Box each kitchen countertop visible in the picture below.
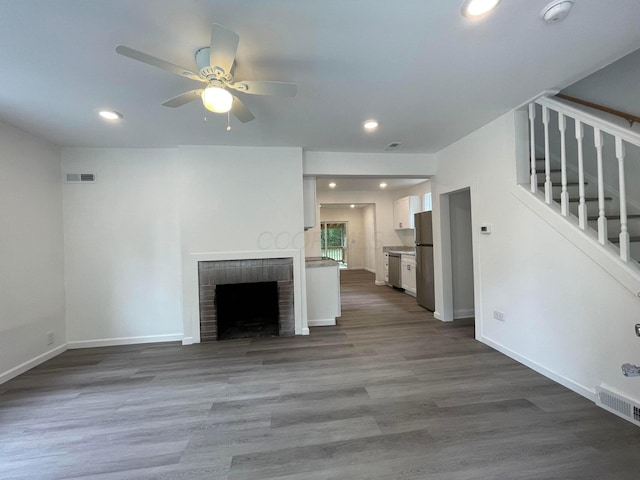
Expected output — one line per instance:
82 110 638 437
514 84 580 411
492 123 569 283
383 246 415 256
305 257 339 268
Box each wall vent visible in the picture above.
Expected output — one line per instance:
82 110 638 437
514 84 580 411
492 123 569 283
384 142 401 151
596 386 640 427
65 173 96 183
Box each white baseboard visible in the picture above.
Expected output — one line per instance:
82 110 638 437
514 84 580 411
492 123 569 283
0 344 67 385
364 267 376 273
182 337 194 346
308 318 337 327
480 335 596 402
454 308 475 319
301 327 310 335
374 280 387 286
67 333 184 349
434 311 453 322
405 289 416 297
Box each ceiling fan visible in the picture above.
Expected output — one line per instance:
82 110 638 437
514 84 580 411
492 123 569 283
115 23 297 123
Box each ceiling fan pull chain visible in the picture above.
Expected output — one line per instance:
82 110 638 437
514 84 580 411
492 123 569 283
226 111 232 131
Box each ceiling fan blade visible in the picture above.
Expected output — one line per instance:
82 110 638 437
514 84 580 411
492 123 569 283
230 80 297 97
209 23 239 74
162 90 203 108
116 45 204 83
231 96 255 123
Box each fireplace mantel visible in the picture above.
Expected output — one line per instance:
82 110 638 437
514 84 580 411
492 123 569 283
181 249 308 344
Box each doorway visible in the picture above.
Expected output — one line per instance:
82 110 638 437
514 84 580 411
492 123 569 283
320 222 348 268
439 188 475 327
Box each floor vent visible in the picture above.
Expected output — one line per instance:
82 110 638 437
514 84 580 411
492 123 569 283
596 386 640 427
65 173 96 183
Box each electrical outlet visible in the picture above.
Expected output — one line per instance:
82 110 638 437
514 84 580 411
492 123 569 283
635 324 640 337
493 310 505 322
47 331 55 346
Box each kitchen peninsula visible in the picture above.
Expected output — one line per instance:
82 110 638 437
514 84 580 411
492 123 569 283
305 258 341 326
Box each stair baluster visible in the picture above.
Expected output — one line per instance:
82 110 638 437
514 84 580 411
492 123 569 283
616 137 630 261
543 106 552 204
559 113 569 216
575 120 587 230
594 127 608 245
529 103 537 193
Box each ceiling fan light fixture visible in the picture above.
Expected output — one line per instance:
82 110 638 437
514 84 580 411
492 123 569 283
201 86 233 113
461 0 502 17
363 120 379 130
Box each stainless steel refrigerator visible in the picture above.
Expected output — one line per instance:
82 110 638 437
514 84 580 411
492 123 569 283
415 211 435 311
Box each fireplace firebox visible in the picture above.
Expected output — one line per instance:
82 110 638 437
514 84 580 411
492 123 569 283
216 281 279 340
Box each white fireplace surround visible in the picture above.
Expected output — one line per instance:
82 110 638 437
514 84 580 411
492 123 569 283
181 249 308 344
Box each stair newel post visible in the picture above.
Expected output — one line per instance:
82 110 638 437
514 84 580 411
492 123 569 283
616 136 630 262
559 113 569 216
529 103 537 193
575 120 587 230
543 106 552 204
594 127 608 245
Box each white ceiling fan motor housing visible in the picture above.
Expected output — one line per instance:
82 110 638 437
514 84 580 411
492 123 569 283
540 0 574 24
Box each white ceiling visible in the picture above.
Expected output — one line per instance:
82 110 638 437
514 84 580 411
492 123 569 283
1 1 640 153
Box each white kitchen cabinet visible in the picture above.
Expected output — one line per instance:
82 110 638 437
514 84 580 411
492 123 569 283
393 195 421 230
401 254 417 296
384 252 389 284
303 176 317 230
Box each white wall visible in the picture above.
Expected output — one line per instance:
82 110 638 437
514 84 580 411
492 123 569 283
304 151 436 177
62 148 183 346
432 111 640 403
62 145 306 347
319 207 366 269
0 122 66 382
177 146 306 342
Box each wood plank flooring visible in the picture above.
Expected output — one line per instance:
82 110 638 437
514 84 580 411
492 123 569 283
2 269 639 479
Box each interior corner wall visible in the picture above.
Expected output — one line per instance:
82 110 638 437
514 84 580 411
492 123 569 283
0 123 66 383
431 111 640 403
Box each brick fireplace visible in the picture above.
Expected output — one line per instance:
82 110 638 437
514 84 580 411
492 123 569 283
198 258 295 342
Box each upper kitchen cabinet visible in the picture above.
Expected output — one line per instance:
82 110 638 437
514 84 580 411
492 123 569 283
393 195 421 229
303 176 317 230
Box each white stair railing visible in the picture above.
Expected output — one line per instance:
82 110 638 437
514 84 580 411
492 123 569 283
528 96 640 264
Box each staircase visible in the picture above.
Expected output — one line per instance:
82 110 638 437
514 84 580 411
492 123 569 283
526 96 640 266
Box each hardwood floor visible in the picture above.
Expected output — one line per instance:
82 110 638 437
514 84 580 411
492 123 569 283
2 269 639 479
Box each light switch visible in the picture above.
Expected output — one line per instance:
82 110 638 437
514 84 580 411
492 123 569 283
480 224 491 234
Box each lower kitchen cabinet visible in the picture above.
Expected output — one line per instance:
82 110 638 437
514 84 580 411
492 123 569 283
401 254 416 296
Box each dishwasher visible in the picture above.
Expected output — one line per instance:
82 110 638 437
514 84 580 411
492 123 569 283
388 252 402 289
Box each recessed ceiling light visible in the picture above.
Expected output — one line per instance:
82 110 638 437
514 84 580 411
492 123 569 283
461 0 502 18
98 109 123 121
363 120 379 130
379 182 388 188
350 204 355 208
329 182 336 188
